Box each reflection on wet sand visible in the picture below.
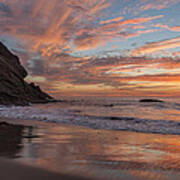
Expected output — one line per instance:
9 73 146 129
0 121 35 158
1 120 180 179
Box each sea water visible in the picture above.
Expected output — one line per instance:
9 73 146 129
1 96 180 135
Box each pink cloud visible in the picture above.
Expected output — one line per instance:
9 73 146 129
154 24 180 32
100 16 124 24
132 37 180 56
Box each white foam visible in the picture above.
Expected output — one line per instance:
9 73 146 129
0 105 180 135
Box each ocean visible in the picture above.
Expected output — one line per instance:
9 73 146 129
1 96 180 135
2 96 180 179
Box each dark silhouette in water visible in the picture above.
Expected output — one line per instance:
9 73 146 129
139 99 164 103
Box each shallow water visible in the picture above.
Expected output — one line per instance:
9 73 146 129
1 96 180 179
1 96 180 134
2 120 180 180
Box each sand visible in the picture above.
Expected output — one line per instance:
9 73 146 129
0 158 90 180
1 117 180 180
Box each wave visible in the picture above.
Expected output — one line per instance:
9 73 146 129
60 98 180 111
1 105 180 135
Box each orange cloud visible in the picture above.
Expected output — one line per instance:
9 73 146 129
171 26 180 32
24 52 180 97
1 0 180 97
73 15 162 51
120 15 163 25
154 24 180 32
137 0 179 11
101 15 163 30
0 0 164 55
100 16 124 24
0 0 111 57
132 37 180 56
73 34 105 51
172 51 180 57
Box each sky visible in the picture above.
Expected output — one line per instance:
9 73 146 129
0 0 180 97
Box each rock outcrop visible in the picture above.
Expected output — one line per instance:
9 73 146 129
139 99 164 103
0 42 55 105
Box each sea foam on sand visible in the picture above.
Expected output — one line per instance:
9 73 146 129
0 104 180 135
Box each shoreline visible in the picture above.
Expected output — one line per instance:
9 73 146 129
1 99 180 136
0 158 90 180
0 118 99 179
0 117 140 180
1 117 180 180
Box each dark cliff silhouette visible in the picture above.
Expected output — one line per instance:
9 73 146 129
0 42 55 105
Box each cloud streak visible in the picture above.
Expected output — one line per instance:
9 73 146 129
0 0 111 56
132 37 180 56
0 0 180 96
24 53 180 96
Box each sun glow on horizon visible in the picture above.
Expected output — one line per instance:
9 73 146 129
1 0 180 96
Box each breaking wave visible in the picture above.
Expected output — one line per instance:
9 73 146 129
1 100 180 135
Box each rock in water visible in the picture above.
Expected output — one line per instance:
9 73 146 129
139 99 164 103
0 42 55 105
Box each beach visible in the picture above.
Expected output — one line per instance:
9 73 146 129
1 117 180 180
1 0 180 179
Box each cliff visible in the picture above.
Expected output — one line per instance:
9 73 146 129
0 42 55 105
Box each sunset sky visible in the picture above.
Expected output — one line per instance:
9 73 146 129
0 0 180 97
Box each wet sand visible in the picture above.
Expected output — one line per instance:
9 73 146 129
1 117 180 180
0 158 90 180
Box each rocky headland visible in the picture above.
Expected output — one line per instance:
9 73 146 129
0 42 55 106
